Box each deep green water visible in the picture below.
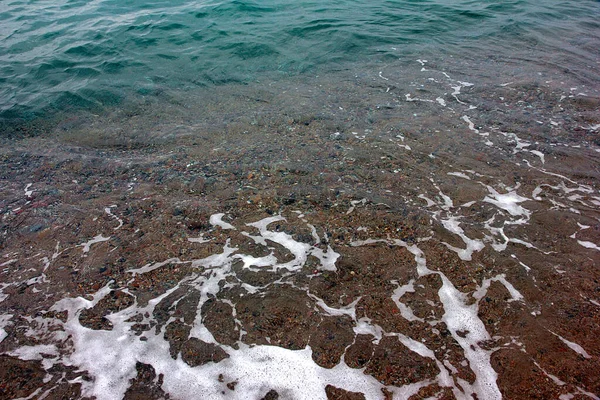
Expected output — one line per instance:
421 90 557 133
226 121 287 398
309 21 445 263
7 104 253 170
1 0 599 123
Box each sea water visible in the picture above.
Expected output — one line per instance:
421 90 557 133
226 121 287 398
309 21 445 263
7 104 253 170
1 1 600 400
1 0 599 122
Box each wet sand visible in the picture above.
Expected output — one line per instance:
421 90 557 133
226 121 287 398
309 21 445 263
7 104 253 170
0 58 599 399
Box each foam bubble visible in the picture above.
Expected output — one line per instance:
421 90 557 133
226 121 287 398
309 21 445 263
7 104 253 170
209 213 236 230
104 206 124 230
578 240 600 251
483 186 531 219
550 331 592 359
391 280 424 322
79 235 111 254
0 314 12 343
440 217 485 261
51 283 388 400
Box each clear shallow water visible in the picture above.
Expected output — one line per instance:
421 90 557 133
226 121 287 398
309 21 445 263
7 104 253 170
1 1 600 399
1 0 599 122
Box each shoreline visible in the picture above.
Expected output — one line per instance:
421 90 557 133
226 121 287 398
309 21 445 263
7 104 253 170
1 56 599 399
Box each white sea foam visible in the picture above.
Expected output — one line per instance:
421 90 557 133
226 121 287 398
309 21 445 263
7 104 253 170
309 294 361 321
437 274 502 400
352 316 385 343
448 172 471 180
405 93 434 103
0 283 10 303
127 258 183 275
0 314 12 343
209 213 236 230
462 115 489 137
43 230 391 400
6 206 586 399
233 253 278 271
188 234 210 244
450 81 473 104
391 279 424 322
79 235 111 254
483 186 531 219
473 274 524 303
578 240 600 251
104 206 123 230
418 194 437 207
550 331 592 359
441 217 485 261
0 258 17 267
347 198 366 215
352 238 502 400
246 215 339 272
24 183 33 197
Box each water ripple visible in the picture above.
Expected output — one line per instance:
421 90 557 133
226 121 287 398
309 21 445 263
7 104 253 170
1 0 599 120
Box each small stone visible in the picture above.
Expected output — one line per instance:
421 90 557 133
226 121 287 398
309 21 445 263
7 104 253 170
261 390 279 400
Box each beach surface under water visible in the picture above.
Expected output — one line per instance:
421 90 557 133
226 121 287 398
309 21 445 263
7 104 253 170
1 0 600 399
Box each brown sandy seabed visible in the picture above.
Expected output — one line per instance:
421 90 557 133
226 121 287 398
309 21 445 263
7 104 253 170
0 58 599 399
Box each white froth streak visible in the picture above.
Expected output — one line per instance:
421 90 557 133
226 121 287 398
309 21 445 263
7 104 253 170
104 206 123 230
483 218 543 254
246 216 310 271
0 314 12 343
529 150 545 164
391 280 424 322
418 194 437 207
448 172 471 180
79 235 111 254
462 115 491 144
353 316 385 343
50 268 389 400
497 131 547 163
405 93 434 103
188 235 210 244
17 214 507 400
386 332 458 396
308 293 361 321
128 257 183 276
436 275 501 400
350 318 458 400
307 224 320 244
450 81 473 104
531 358 600 399
473 274 524 303
549 331 592 359
578 240 600 251
25 183 33 197
483 186 531 220
53 283 182 400
441 217 485 261
432 181 454 210
0 283 10 303
347 198 366 215
246 215 339 271
209 213 236 230
350 317 458 397
0 258 17 267
8 344 59 370
352 238 503 400
189 240 239 342
234 253 278 271
527 165 595 191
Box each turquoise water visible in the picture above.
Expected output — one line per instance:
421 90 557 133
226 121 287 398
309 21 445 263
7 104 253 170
1 0 599 123
2 2 600 399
